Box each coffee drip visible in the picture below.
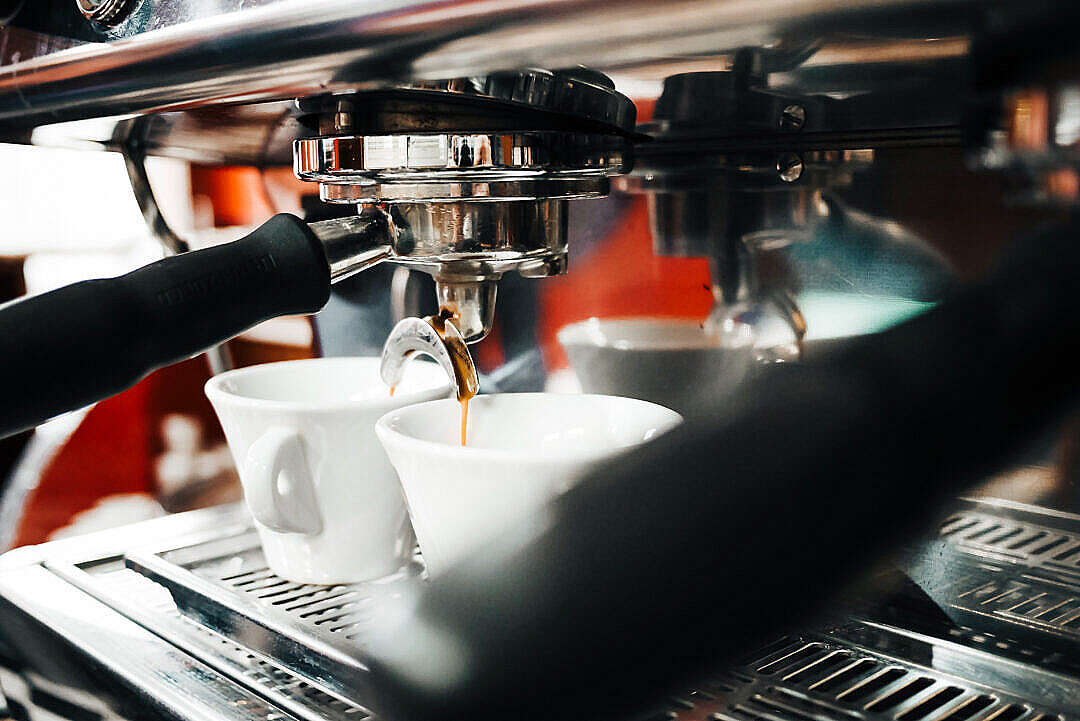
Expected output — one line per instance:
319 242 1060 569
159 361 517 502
427 309 478 446
381 309 479 446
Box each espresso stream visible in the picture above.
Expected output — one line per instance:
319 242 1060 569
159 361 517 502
389 309 478 446
429 310 478 446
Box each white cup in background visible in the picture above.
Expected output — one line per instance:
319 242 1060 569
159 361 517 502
205 357 450 584
376 393 682 576
557 317 754 417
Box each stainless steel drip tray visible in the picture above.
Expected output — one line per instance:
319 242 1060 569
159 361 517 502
124 517 1080 721
906 498 1080 657
126 529 425 706
649 621 1079 721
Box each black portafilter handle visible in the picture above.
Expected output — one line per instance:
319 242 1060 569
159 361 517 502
362 218 1080 721
0 214 331 439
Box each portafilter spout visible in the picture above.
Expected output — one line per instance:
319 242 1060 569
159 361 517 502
380 314 479 401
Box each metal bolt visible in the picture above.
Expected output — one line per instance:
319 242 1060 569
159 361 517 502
779 104 806 131
777 153 803 183
75 0 132 25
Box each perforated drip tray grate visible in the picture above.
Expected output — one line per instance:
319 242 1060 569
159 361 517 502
641 623 1078 721
910 499 1080 655
77 562 370 721
127 521 1080 720
126 530 425 705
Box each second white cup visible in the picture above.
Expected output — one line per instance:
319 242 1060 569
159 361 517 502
376 393 682 576
206 357 450 584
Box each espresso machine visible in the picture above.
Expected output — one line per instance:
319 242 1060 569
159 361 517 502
3 2 1080 721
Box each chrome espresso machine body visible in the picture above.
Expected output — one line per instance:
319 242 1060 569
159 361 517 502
3 2 1080 721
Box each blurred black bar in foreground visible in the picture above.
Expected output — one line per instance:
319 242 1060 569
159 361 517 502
365 218 1080 721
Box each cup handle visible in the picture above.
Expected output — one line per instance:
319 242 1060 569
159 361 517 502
244 426 323 535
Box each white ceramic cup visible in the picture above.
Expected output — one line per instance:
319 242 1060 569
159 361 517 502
205 357 450 584
375 393 682 576
558 317 754 417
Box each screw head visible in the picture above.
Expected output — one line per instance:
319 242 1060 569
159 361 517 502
779 104 806 131
777 153 803 183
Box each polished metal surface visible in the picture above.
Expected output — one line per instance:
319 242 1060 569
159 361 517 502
304 194 566 344
2 502 1079 721
299 71 637 135
619 66 883 362
907 499 1080 654
125 530 424 706
293 70 632 203
432 280 497 344
0 563 306 721
113 510 1080 719
309 199 566 340
0 505 376 721
295 131 628 204
309 211 394 283
53 560 371 721
648 622 1079 721
0 1 1077 718
13 37 968 167
385 198 568 278
293 70 622 344
0 501 246 571
626 181 832 361
320 178 607 204
0 0 1008 128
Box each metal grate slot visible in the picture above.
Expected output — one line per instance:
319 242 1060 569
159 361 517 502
783 651 854 684
941 519 981 536
1030 538 1070 556
1029 599 1079 621
863 676 935 712
748 688 863 721
811 660 881 694
1007 533 1048 551
277 588 351 610
987 529 1024 545
757 644 829 676
966 525 1004 542
933 695 996 721
1052 545 1080 562
983 705 1029 721
895 687 965 720
837 668 908 703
